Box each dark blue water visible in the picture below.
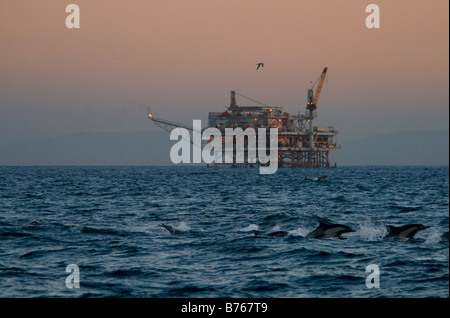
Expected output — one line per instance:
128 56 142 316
0 166 448 297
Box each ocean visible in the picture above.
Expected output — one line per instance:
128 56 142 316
0 166 448 298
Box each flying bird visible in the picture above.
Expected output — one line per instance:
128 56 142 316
256 63 264 70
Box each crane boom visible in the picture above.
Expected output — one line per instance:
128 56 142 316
313 67 328 105
147 113 194 133
147 114 207 147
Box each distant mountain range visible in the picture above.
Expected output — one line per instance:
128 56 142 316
0 130 448 166
333 130 449 166
0 131 173 166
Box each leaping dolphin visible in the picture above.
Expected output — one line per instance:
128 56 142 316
306 220 355 239
383 224 430 241
159 224 189 235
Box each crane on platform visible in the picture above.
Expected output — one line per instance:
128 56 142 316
305 67 328 148
147 114 207 147
147 113 195 133
306 67 328 113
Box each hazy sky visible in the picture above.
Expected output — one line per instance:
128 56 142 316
1 0 448 144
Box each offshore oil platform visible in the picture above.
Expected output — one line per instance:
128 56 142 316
148 67 339 168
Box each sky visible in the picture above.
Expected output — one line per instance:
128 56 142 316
0 0 448 146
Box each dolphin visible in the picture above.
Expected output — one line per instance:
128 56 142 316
159 224 189 235
304 176 327 181
306 220 355 239
251 229 290 237
267 230 290 237
383 224 430 241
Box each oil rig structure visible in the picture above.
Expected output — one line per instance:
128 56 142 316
148 67 339 168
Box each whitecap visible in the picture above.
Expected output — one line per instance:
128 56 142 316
239 224 259 232
424 229 443 245
358 221 387 241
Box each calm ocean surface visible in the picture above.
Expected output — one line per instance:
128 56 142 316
0 166 448 298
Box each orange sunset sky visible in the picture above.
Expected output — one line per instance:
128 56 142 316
0 0 448 145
